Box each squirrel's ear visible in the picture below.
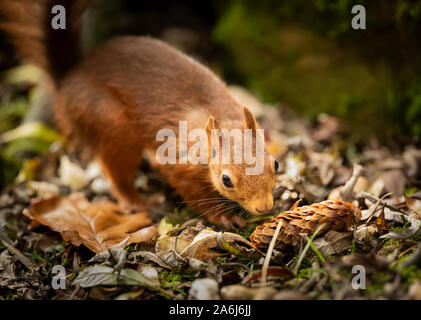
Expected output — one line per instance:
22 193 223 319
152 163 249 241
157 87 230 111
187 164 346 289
205 116 216 137
205 116 221 136
206 116 221 160
243 106 257 131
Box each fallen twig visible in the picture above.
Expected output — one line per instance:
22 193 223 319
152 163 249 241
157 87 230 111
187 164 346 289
0 236 37 270
340 163 363 201
365 193 392 224
261 220 283 286
402 243 421 268
358 191 408 215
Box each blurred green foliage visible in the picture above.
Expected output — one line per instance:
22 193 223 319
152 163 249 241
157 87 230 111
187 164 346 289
0 88 29 188
212 0 421 137
0 85 60 189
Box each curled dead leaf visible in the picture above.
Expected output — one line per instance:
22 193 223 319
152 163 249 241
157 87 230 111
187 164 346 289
380 215 421 240
156 227 262 261
74 265 162 292
179 228 262 260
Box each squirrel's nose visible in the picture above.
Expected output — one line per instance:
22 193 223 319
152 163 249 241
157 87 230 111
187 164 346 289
254 196 273 214
255 202 273 214
255 207 268 214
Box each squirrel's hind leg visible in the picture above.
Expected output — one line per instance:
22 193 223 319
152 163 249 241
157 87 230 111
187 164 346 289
56 84 147 214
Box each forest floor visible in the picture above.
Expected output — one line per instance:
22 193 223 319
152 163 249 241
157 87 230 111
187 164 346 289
1 77 421 300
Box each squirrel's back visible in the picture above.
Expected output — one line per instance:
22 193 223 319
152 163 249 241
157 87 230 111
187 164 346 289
55 35 244 148
64 36 243 122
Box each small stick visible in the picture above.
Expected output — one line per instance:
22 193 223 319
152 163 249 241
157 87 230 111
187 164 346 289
0 237 36 270
365 192 392 224
402 243 421 268
261 200 299 286
261 220 283 287
340 163 363 202
358 191 408 215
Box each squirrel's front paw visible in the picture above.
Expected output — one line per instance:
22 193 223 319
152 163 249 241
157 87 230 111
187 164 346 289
205 212 231 228
230 215 247 228
207 213 246 229
118 197 146 215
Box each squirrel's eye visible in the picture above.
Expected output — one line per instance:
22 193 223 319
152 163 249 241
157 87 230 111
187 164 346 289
274 160 279 173
222 174 233 188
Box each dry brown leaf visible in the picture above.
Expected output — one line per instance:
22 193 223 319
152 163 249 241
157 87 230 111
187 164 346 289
374 207 388 234
406 195 421 219
23 192 157 253
313 230 352 255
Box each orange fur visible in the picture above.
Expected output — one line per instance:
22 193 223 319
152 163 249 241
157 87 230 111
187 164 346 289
1 1 277 225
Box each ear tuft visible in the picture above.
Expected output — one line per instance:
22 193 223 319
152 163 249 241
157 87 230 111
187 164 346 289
206 116 215 134
205 116 221 159
243 106 257 130
205 115 221 133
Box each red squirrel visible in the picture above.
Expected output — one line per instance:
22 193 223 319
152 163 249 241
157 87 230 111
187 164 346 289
1 0 278 226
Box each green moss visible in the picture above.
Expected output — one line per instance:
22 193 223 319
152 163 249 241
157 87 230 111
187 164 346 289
297 267 313 279
124 244 136 254
383 238 401 247
158 269 196 289
216 257 228 265
165 208 192 226
235 222 259 240
159 270 183 288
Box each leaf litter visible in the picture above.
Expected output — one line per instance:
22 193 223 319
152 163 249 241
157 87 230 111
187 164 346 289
1 87 421 300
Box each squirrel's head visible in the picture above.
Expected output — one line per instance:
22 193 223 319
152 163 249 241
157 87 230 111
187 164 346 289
205 107 278 215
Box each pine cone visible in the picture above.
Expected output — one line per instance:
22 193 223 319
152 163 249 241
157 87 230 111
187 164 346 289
250 200 361 249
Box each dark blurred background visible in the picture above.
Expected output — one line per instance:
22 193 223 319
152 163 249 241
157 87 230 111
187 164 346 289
1 0 421 187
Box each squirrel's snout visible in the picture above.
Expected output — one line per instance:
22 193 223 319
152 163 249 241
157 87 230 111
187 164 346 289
254 197 273 214
255 205 271 214
255 207 269 214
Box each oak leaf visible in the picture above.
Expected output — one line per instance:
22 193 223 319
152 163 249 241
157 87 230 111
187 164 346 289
23 192 157 253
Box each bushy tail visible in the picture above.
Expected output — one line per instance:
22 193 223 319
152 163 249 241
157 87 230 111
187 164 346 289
0 0 91 86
